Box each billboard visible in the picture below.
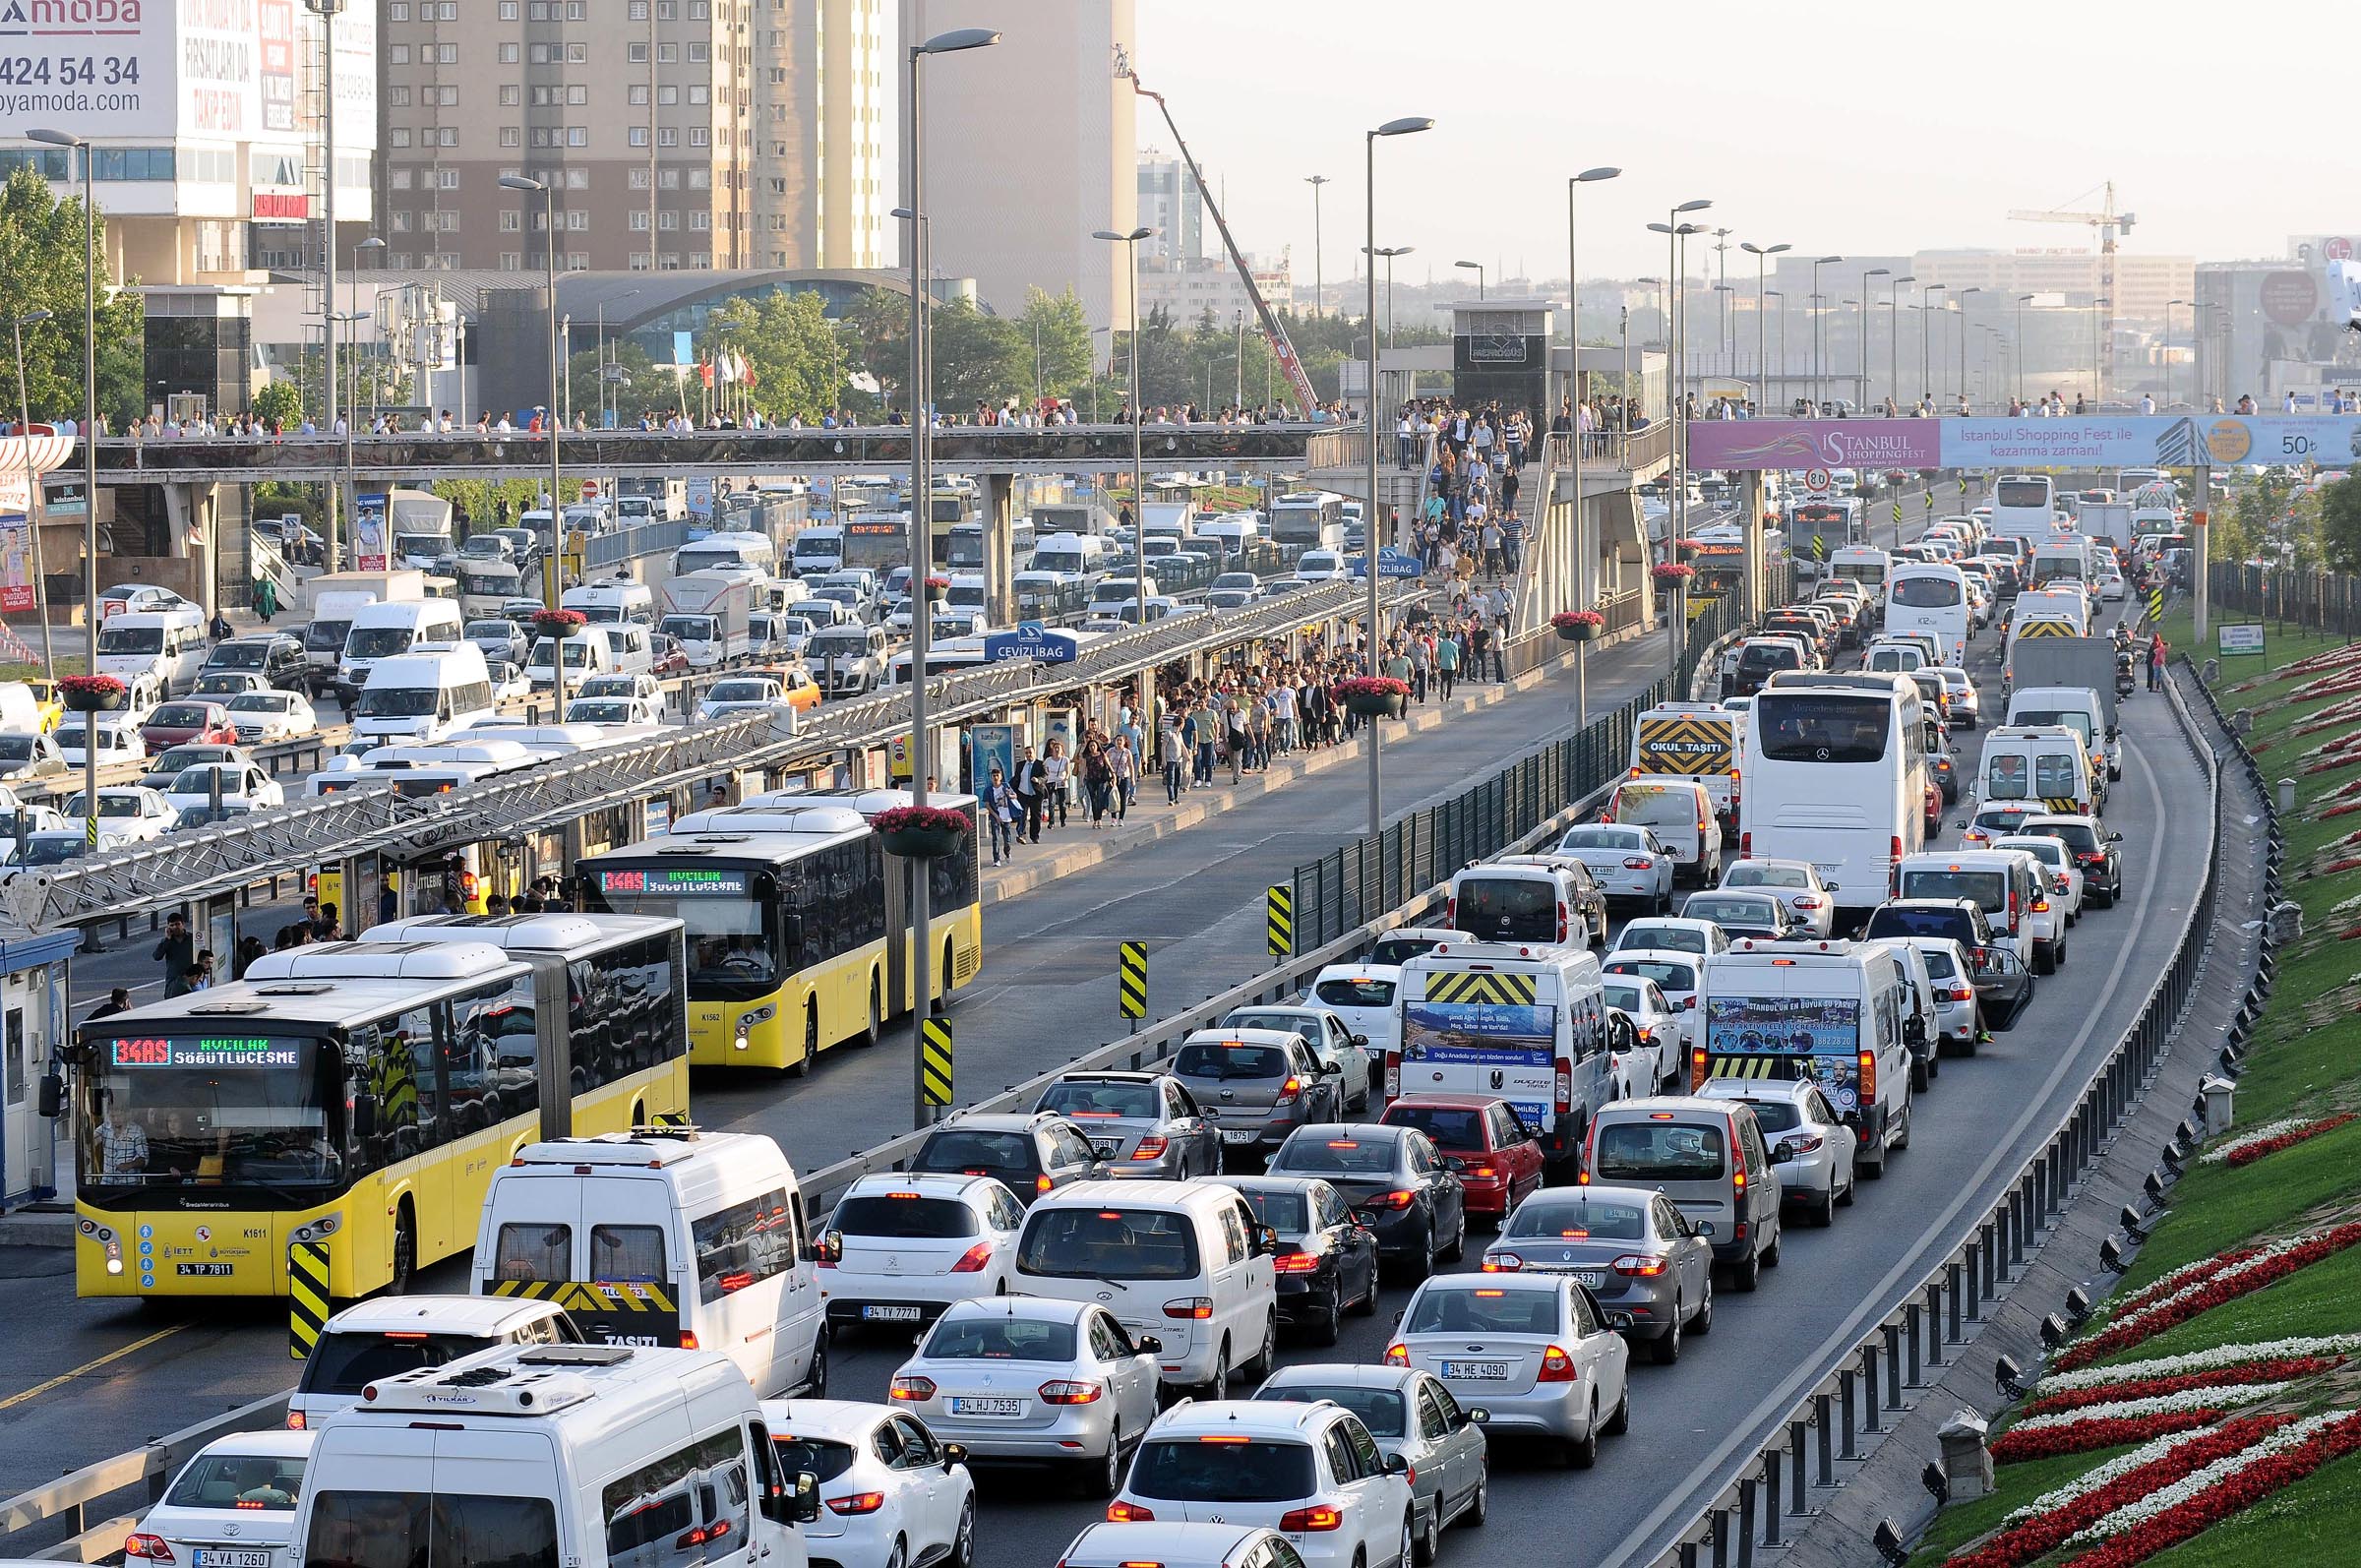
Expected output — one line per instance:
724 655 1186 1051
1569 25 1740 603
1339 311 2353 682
1685 419 1943 472
353 489 388 573
1683 415 2361 471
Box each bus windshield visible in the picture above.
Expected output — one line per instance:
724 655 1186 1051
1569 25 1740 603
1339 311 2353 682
1753 694 1893 764
1996 480 2049 509
596 883 780 995
80 1034 340 1191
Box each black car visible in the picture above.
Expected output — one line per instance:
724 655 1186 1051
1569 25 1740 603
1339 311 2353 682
2025 815 2125 907
202 633 310 694
1862 897 2033 1032
908 1112 1108 1203
1265 1122 1466 1282
1212 1175 1379 1346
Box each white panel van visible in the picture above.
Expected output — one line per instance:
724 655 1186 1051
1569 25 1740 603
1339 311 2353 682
340 598 467 689
352 642 497 745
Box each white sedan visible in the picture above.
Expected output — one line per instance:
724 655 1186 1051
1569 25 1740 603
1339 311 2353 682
129 1429 313 1568
53 719 146 767
1717 857 1838 938
62 786 177 844
1700 1078 1857 1227
1994 833 2086 925
1602 974 1682 1099
1552 822 1676 912
1603 948 1704 1053
817 1172 1024 1329
1386 1274 1630 1467
161 762 284 814
759 1400 977 1568
2096 568 2127 602
696 676 787 721
225 690 318 745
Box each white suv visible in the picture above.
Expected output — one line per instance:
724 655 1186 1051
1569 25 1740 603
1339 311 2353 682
1112 1399 1418 1568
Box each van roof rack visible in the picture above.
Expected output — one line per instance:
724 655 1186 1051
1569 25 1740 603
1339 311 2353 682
517 1344 636 1367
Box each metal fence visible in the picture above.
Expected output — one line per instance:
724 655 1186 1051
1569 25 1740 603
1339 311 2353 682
2208 561 2361 638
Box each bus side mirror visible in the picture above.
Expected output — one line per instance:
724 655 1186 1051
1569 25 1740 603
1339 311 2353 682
352 1096 379 1140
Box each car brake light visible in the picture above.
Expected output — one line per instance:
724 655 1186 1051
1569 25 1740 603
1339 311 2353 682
1794 896 1822 910
1690 1047 1708 1092
2077 851 2105 866
1369 1189 1417 1211
1272 1250 1323 1273
1612 1253 1667 1277
1555 1066 1573 1112
1280 1505 1346 1533
1129 1135 1169 1161
1384 1051 1402 1100
1106 1500 1155 1523
1040 1379 1104 1404
1786 1134 1826 1155
1557 902 1570 944
1741 830 1752 855
1164 1297 1215 1319
1538 1345 1580 1382
949 1241 994 1273
2030 896 2050 912
1382 1343 1409 1365
679 1330 700 1350
1472 1164 1498 1179
1891 834 1903 868
1623 857 1654 871
1484 1252 1523 1272
1948 985 1974 1001
124 1537 175 1564
1275 1075 1302 1105
1859 1048 1877 1103
1036 1174 1055 1193
826 1492 885 1517
1445 895 1456 926
889 1375 936 1401
286 1411 307 1430
2009 889 2020 924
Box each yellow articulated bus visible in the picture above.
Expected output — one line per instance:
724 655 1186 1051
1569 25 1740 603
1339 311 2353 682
579 790 983 1073
73 913 690 1301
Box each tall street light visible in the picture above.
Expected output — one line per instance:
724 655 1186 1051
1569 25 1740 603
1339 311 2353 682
498 173 561 588
1920 283 1945 406
902 23 999 1127
1712 285 1735 379
1366 245 1414 346
1650 201 1710 561
6 309 55 673
1362 113 1433 839
1809 255 1844 412
1636 277 1664 351
1857 269 1889 409
2165 298 2188 409
2019 294 2038 404
1454 260 1483 300
1095 223 1152 693
2090 297 2110 405
1887 275 1914 411
1767 291 1786 397
1740 241 1789 392
28 128 97 849
1565 165 1619 729
1303 174 1329 318
1954 286 1983 409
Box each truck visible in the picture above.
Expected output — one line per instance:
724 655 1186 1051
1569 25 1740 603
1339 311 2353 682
615 474 688 522
2004 636 2118 729
1628 702 1741 827
657 570 755 668
386 489 456 569
1031 501 1111 537
299 570 440 682
2077 501 2137 553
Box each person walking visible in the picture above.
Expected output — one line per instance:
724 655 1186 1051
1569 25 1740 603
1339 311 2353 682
2148 632 2167 692
1435 626 1460 700
1160 709 1186 804
1011 746 1047 844
253 574 278 623
155 912 196 996
1224 698 1248 785
1109 732 1135 821
1041 740 1071 831
978 764 1019 865
1078 736 1113 829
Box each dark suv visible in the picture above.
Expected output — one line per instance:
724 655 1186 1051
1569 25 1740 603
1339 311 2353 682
1862 897 2032 1031
2024 814 2125 907
910 1111 1107 1203
203 633 311 694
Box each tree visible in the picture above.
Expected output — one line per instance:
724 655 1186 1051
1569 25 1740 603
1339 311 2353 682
0 167 144 427
1016 287 1093 401
432 477 546 532
2318 480 2361 572
924 297 1030 413
700 289 850 422
568 337 658 425
837 286 908 408
251 380 303 430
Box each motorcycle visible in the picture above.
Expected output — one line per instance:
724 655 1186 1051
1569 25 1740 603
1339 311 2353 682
2115 650 2139 699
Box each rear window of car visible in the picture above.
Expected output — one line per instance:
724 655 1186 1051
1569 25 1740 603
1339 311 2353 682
1864 908 1975 942
1682 894 1777 926
1505 1199 1646 1240
1275 1136 1398 1176
1017 1206 1200 1281
166 1451 307 1510
771 1436 858 1485
1725 864 1808 888
1737 1098 1802 1133
1605 957 1697 992
2032 822 2099 853
1232 1189 1308 1234
1455 874 1553 924
1367 936 1441 967
920 1314 1078 1361
297 1331 497 1396
1382 1105 1483 1148
914 1129 1040 1177
832 1195 978 1240
1405 1287 1564 1336
1315 977 1395 1008
1175 1041 1288 1079
1593 1120 1727 1181
1612 787 1699 828
1253 1384 1405 1438
1901 870 2006 914
1917 948 1961 980
1739 643 1800 670
1617 924 1707 955
1129 1438 1316 1503
1603 982 1646 1013
1561 827 1645 852
1038 1080 1160 1119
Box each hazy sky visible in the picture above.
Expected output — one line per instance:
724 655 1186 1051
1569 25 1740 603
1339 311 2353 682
1135 0 2332 291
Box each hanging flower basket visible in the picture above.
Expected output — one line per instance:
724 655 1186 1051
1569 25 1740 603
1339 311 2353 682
924 576 950 592
1651 562 1696 586
1551 610 1606 642
530 608 589 639
58 674 127 712
1333 676 1411 719
872 803 971 859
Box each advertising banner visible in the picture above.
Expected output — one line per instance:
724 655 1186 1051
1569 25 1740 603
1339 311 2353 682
1401 1000 1559 1122
1685 419 1942 472
0 486 30 614
1686 416 2361 472
353 490 389 572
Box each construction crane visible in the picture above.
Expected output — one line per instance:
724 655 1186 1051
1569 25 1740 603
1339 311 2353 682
1116 48 1318 416
2009 182 2137 396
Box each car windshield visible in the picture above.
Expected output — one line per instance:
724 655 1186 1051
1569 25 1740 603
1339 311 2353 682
1561 827 1645 852
1036 1081 1160 1119
1999 838 2066 868
1230 1189 1307 1234
355 688 439 717
1384 1104 1486 1147
1175 1041 1288 1079
1129 1439 1316 1503
168 767 244 795
1618 923 1707 955
1274 1136 1396 1176
97 625 164 654
1605 957 1697 992
1314 977 1393 1008
297 1331 498 1396
1726 865 1809 888
567 702 635 724
466 621 513 639
832 1194 977 1239
1017 1207 1199 1281
225 694 285 713
1405 1286 1563 1337
343 628 414 660
1254 1384 1405 1438
1505 1198 1648 1241
921 1314 1079 1361
150 705 210 728
915 1129 1037 1177
164 1450 308 1511
1594 1120 1726 1180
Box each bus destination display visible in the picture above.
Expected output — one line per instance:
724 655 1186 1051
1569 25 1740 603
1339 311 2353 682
597 867 751 897
107 1037 304 1069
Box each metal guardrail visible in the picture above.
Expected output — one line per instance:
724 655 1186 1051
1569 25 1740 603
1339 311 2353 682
1631 658 2227 1568
0 1389 292 1563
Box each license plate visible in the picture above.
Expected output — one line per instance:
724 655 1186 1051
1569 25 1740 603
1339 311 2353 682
195 1552 273 1568
862 1304 923 1323
949 1396 1024 1416
1440 1360 1511 1380
1221 1128 1258 1144
175 1263 234 1277
1574 1270 1606 1288
1088 1137 1123 1157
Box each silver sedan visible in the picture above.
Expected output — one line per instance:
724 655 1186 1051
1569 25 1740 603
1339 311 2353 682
1032 1070 1221 1180
887 1296 1162 1496
1253 1363 1491 1562
1481 1184 1715 1363
1700 1079 1857 1226
1716 858 1838 938
1551 823 1676 913
1386 1275 1630 1467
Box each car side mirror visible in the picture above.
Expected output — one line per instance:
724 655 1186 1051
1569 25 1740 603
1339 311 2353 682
2108 832 2123 843
1385 1453 1413 1476
1463 1406 1491 1428
815 1231 842 1265
1352 1033 1369 1049
1444 1156 1468 1174
1135 1334 1163 1355
788 1471 821 1526
1316 1061 1342 1077
942 1443 968 1470
1256 1225 1281 1256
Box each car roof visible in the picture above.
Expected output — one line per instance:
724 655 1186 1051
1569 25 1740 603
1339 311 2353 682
935 1294 1094 1325
934 1111 1063 1133
185 1429 317 1461
1311 961 1402 981
1515 1182 1663 1210
1061 1521 1272 1558
1191 1023 1317 1044
1384 1091 1511 1113
1410 1271 1562 1296
841 1171 1001 1202
1149 1399 1345 1439
1603 947 1702 969
321 1293 563 1334
754 1398 899 1438
1699 1078 1818 1106
1261 1362 1420 1393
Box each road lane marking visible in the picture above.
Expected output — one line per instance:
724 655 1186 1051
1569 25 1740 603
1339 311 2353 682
0 1325 185 1414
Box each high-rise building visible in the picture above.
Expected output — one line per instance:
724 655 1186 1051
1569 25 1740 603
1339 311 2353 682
1136 148 1203 265
375 0 888 273
899 0 1136 327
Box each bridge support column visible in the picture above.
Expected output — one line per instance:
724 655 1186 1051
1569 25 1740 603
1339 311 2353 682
1740 471 1765 626
984 474 1015 628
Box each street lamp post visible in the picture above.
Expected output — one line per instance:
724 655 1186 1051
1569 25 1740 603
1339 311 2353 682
2165 298 2189 409
1809 255 1843 413
2090 297 2110 406
1565 166 1619 729
1712 285 1735 380
1453 260 1483 300
1095 223 1151 701
2018 294 2037 405
28 128 97 849
1767 291 1786 398
902 24 999 1128
1858 270 1889 410
1362 114 1433 840
1368 246 1413 347
1955 287 1983 410
1888 275 1914 412
498 172 567 725
1920 284 1945 407
1740 241 1789 394
1303 174 1329 318
7 309 55 673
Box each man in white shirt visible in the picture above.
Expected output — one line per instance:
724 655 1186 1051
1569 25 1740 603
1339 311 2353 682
2139 393 2155 415
2285 392 2299 413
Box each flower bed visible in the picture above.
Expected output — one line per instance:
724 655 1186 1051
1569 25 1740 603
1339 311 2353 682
2055 1409 2361 1565
2033 1337 2361 1398
2199 1113 2356 1168
2057 1223 2361 1370
1990 1407 2236 1465
1955 1415 2295 1567
2021 1359 2342 1419
2102 1251 2263 1324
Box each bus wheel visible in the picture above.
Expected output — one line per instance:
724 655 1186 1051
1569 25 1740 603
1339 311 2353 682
389 1200 417 1297
860 980 882 1048
943 938 957 999
790 1006 817 1077
631 1099 645 1129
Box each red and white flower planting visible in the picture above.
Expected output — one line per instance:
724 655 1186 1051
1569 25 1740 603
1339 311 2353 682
2057 1223 2361 1370
2032 1336 2361 1398
2198 1113 2355 1168
2019 1359 2343 1419
2056 1409 2361 1563
1990 1384 2290 1463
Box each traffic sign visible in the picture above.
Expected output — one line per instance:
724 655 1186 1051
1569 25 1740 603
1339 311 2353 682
1351 547 1424 579
1812 534 1827 561
1266 884 1294 961
921 1016 954 1108
982 623 1081 664
289 1241 330 1361
1119 940 1148 1023
1804 467 1832 492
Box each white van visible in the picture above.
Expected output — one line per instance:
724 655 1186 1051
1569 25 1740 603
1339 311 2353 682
1895 849 2046 971
305 589 381 678
287 1294 582 1429
527 623 655 688
292 1343 823 1568
1391 938 1613 1174
1584 1095 1784 1286
474 1130 826 1399
1978 724 2096 817
788 524 845 577
0 683 43 737
340 598 467 689
2007 686 2119 783
1603 777 1722 884
1884 562 1971 669
1011 1178 1279 1397
352 642 497 745
95 608 208 699
563 579 657 628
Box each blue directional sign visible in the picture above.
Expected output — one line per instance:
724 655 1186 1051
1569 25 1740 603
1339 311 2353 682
983 622 1081 664
1350 548 1424 580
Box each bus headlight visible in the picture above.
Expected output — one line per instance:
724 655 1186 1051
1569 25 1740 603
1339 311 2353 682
292 1212 344 1243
